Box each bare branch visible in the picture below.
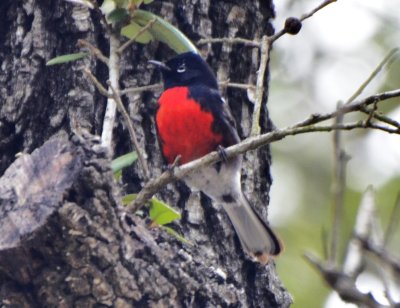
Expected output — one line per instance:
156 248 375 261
107 81 150 180
359 237 400 276
293 89 400 128
218 80 256 91
117 18 157 54
77 39 109 66
359 107 400 130
384 193 400 247
120 83 163 95
82 67 111 98
346 48 399 104
251 36 270 136
130 107 400 211
330 102 349 265
300 0 338 22
130 89 400 210
270 0 337 43
101 34 120 150
343 187 376 276
304 253 390 308
197 37 260 48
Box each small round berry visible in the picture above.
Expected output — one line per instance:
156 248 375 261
284 17 302 35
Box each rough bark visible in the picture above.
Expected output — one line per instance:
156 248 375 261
0 0 291 306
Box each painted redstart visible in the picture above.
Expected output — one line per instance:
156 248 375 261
149 52 282 264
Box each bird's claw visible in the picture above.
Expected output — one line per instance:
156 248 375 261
217 145 228 162
164 155 181 173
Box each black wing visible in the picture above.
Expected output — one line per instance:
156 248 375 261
188 85 240 148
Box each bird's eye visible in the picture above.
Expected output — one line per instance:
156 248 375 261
177 63 186 73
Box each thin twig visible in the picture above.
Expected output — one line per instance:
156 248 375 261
117 18 157 54
304 253 390 308
101 33 120 150
120 81 257 96
384 193 400 247
82 68 150 179
218 80 256 90
77 39 109 66
359 107 400 130
346 48 399 104
293 89 400 128
270 0 337 43
364 100 379 126
82 67 111 97
251 35 270 136
197 37 260 48
120 83 163 95
343 187 376 276
300 0 338 22
359 237 400 275
107 81 150 180
330 102 348 265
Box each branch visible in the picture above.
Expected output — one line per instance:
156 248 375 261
120 83 162 95
384 193 400 247
300 0 338 22
120 81 256 96
107 82 150 180
130 88 400 210
101 33 120 150
270 0 337 43
359 107 400 130
218 80 256 91
82 68 150 179
197 37 260 48
346 48 399 104
82 67 111 98
117 18 157 54
342 187 376 276
330 102 349 265
77 39 109 66
293 89 400 128
251 36 270 135
359 237 400 276
304 253 390 308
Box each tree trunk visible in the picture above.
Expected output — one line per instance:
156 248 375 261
0 0 291 307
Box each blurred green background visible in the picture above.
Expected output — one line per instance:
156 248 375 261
267 0 400 306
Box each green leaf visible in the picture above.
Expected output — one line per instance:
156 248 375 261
65 0 94 9
122 193 137 205
114 169 122 181
111 151 138 173
149 198 181 225
107 7 129 23
100 0 116 16
46 52 88 66
121 22 153 44
161 226 192 245
143 0 154 4
133 10 198 54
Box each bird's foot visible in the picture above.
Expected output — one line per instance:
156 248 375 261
217 145 228 162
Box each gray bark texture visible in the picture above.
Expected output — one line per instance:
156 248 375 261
0 0 292 307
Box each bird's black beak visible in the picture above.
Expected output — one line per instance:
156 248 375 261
148 60 171 72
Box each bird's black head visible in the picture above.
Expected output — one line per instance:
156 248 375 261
149 52 218 90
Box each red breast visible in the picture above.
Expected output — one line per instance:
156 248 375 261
156 87 223 164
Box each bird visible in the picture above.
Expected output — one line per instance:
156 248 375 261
149 52 282 264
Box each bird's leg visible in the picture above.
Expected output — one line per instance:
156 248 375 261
165 155 182 173
217 145 228 163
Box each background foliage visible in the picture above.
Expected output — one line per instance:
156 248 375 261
268 0 400 307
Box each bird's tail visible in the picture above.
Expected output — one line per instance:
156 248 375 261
221 194 282 264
